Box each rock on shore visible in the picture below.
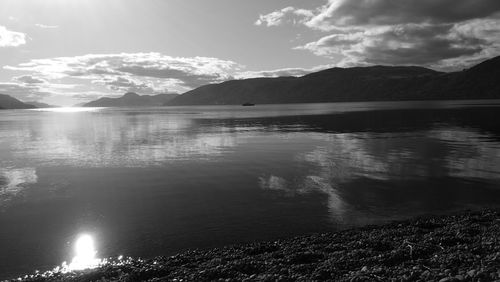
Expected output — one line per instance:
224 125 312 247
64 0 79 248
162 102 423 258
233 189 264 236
15 209 500 281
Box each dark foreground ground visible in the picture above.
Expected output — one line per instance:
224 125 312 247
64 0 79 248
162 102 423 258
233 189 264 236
12 209 500 282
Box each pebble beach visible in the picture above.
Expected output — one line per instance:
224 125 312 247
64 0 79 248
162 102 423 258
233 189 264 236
12 209 500 282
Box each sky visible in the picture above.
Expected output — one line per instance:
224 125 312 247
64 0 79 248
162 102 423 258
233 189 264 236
0 0 499 106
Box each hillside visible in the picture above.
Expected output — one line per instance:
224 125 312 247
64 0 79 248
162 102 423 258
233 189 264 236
25 101 58 108
83 92 179 107
0 94 36 109
166 56 500 105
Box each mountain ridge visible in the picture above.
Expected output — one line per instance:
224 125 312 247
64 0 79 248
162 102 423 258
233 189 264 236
25 101 58 108
83 92 179 107
166 56 500 106
0 94 36 109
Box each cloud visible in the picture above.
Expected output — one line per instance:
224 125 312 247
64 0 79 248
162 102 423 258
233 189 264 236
259 0 500 69
306 0 500 30
255 6 314 27
71 92 111 102
92 76 169 94
116 57 235 89
6 53 243 94
296 23 491 67
98 76 148 90
0 82 51 101
0 76 84 103
34 24 59 29
0 26 26 47
14 75 47 84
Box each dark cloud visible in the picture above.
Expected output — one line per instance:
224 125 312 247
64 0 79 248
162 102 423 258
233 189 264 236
298 23 492 67
364 25 485 65
262 0 500 69
308 0 500 28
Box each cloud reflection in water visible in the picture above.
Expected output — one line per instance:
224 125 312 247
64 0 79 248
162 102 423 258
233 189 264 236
0 167 38 207
7 112 250 167
259 125 500 222
259 174 347 220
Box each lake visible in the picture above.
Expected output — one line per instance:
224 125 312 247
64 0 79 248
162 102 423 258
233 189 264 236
1 100 500 279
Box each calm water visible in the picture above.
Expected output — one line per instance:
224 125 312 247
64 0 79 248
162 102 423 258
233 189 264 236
1 101 500 279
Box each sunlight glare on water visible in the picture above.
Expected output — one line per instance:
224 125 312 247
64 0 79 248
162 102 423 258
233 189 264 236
30 107 103 113
65 234 102 271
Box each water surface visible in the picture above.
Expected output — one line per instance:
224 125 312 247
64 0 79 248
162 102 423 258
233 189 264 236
1 101 500 279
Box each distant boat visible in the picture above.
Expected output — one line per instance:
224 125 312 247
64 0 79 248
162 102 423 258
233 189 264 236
242 103 255 106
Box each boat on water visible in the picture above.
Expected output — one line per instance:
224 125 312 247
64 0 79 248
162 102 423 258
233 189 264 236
242 103 255 106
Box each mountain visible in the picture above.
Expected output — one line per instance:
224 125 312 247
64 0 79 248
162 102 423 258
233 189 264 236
0 94 36 109
166 55 500 106
425 55 500 99
25 101 58 108
83 92 179 107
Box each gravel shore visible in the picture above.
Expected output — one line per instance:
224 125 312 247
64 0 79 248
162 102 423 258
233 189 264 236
13 209 500 282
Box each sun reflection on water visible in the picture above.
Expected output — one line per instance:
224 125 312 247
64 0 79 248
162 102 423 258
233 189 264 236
30 107 103 113
64 234 102 271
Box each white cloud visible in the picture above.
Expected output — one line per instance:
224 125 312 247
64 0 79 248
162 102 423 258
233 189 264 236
92 76 174 94
34 24 59 29
255 7 314 27
6 53 243 94
0 26 26 47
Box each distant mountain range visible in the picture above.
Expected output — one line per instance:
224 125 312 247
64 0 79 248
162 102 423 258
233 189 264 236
166 55 500 106
25 101 58 108
0 94 36 110
83 92 179 107
2 56 499 109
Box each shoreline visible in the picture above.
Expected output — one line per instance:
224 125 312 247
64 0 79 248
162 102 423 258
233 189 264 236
13 208 500 281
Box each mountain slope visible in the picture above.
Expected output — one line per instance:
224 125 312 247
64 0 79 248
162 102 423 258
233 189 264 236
25 101 58 108
0 94 36 109
84 92 179 107
438 55 500 99
166 56 500 106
